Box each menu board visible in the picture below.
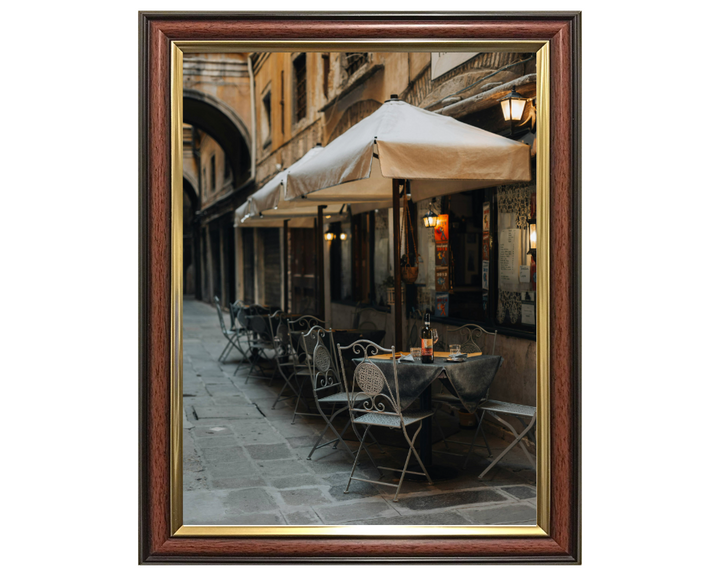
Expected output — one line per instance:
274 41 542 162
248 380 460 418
499 229 520 287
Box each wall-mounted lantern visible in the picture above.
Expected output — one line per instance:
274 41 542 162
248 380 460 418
527 218 537 259
500 86 527 122
324 231 336 241
339 232 347 241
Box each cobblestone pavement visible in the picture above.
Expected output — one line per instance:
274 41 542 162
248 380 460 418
183 297 536 526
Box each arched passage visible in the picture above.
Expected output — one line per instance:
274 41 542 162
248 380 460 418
183 177 201 298
183 89 253 187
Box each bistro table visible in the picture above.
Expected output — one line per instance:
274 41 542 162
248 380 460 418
358 351 504 475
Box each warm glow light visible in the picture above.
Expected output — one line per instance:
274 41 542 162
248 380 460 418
324 232 335 241
500 88 527 122
527 218 537 257
339 232 347 240
423 207 439 228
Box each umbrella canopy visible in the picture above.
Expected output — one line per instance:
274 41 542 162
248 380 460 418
285 99 531 204
234 200 316 228
234 146 346 227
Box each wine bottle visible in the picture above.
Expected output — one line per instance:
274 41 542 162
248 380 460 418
421 313 434 364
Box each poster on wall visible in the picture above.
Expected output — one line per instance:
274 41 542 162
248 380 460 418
435 293 449 317
482 231 491 261
435 243 449 267
483 202 491 231
482 260 489 290
435 269 449 292
434 214 449 243
521 302 536 325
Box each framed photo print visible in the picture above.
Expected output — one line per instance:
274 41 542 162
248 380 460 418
139 11 581 564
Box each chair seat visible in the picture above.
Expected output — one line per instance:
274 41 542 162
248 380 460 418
481 400 536 418
317 392 368 404
353 410 433 427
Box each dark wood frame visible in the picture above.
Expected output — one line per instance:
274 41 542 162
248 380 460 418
139 11 581 564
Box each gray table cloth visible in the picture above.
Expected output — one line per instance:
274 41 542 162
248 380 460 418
350 354 503 412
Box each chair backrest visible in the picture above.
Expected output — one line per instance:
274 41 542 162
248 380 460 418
287 315 326 334
336 339 403 421
449 324 497 355
301 326 343 395
268 309 290 353
214 296 228 333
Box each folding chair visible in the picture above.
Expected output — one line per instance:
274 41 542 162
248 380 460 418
433 324 499 466
214 296 244 363
233 305 276 383
477 400 536 479
337 340 433 502
432 356 504 469
301 326 357 460
282 315 326 419
266 310 309 413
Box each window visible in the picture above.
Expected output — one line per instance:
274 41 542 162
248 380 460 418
330 210 391 306
261 89 272 148
293 54 307 122
344 52 368 77
224 153 230 179
416 186 536 337
202 167 207 198
280 71 285 135
210 155 216 191
322 54 330 98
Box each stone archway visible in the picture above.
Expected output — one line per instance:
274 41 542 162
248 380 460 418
183 89 253 187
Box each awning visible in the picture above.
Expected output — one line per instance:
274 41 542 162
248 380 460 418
284 99 531 204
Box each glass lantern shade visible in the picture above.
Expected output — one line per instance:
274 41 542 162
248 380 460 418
423 209 438 228
500 90 527 122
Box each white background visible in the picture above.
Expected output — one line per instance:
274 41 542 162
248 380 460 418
3 1 718 574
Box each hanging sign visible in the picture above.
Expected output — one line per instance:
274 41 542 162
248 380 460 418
483 202 491 231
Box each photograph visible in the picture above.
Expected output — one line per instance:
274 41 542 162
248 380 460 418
139 11 580 563
183 47 539 525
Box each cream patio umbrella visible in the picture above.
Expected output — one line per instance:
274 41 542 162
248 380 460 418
234 147 346 316
284 97 532 350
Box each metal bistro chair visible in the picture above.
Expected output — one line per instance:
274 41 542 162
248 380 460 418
214 296 244 363
301 326 359 460
283 315 326 420
433 324 499 467
233 305 276 384
337 340 433 502
477 400 536 480
266 310 310 413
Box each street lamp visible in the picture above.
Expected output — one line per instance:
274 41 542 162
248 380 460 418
324 231 336 241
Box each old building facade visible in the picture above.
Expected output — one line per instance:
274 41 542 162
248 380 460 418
185 50 538 405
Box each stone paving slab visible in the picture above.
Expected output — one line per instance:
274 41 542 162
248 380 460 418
314 498 400 524
194 406 263 420
460 502 536 525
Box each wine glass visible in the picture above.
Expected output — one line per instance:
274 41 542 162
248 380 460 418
431 329 439 346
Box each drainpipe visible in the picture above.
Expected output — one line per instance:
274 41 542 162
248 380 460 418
247 55 257 182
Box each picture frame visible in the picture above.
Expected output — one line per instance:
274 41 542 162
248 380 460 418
139 11 581 564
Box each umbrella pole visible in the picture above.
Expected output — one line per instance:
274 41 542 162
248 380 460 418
392 179 403 351
317 205 325 320
283 219 289 313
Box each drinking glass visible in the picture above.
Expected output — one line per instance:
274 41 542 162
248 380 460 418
449 344 461 355
432 329 439 345
410 347 421 360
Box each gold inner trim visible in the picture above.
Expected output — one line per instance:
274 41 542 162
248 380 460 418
169 39 551 538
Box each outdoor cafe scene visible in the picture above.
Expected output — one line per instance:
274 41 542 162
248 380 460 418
182 50 539 526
